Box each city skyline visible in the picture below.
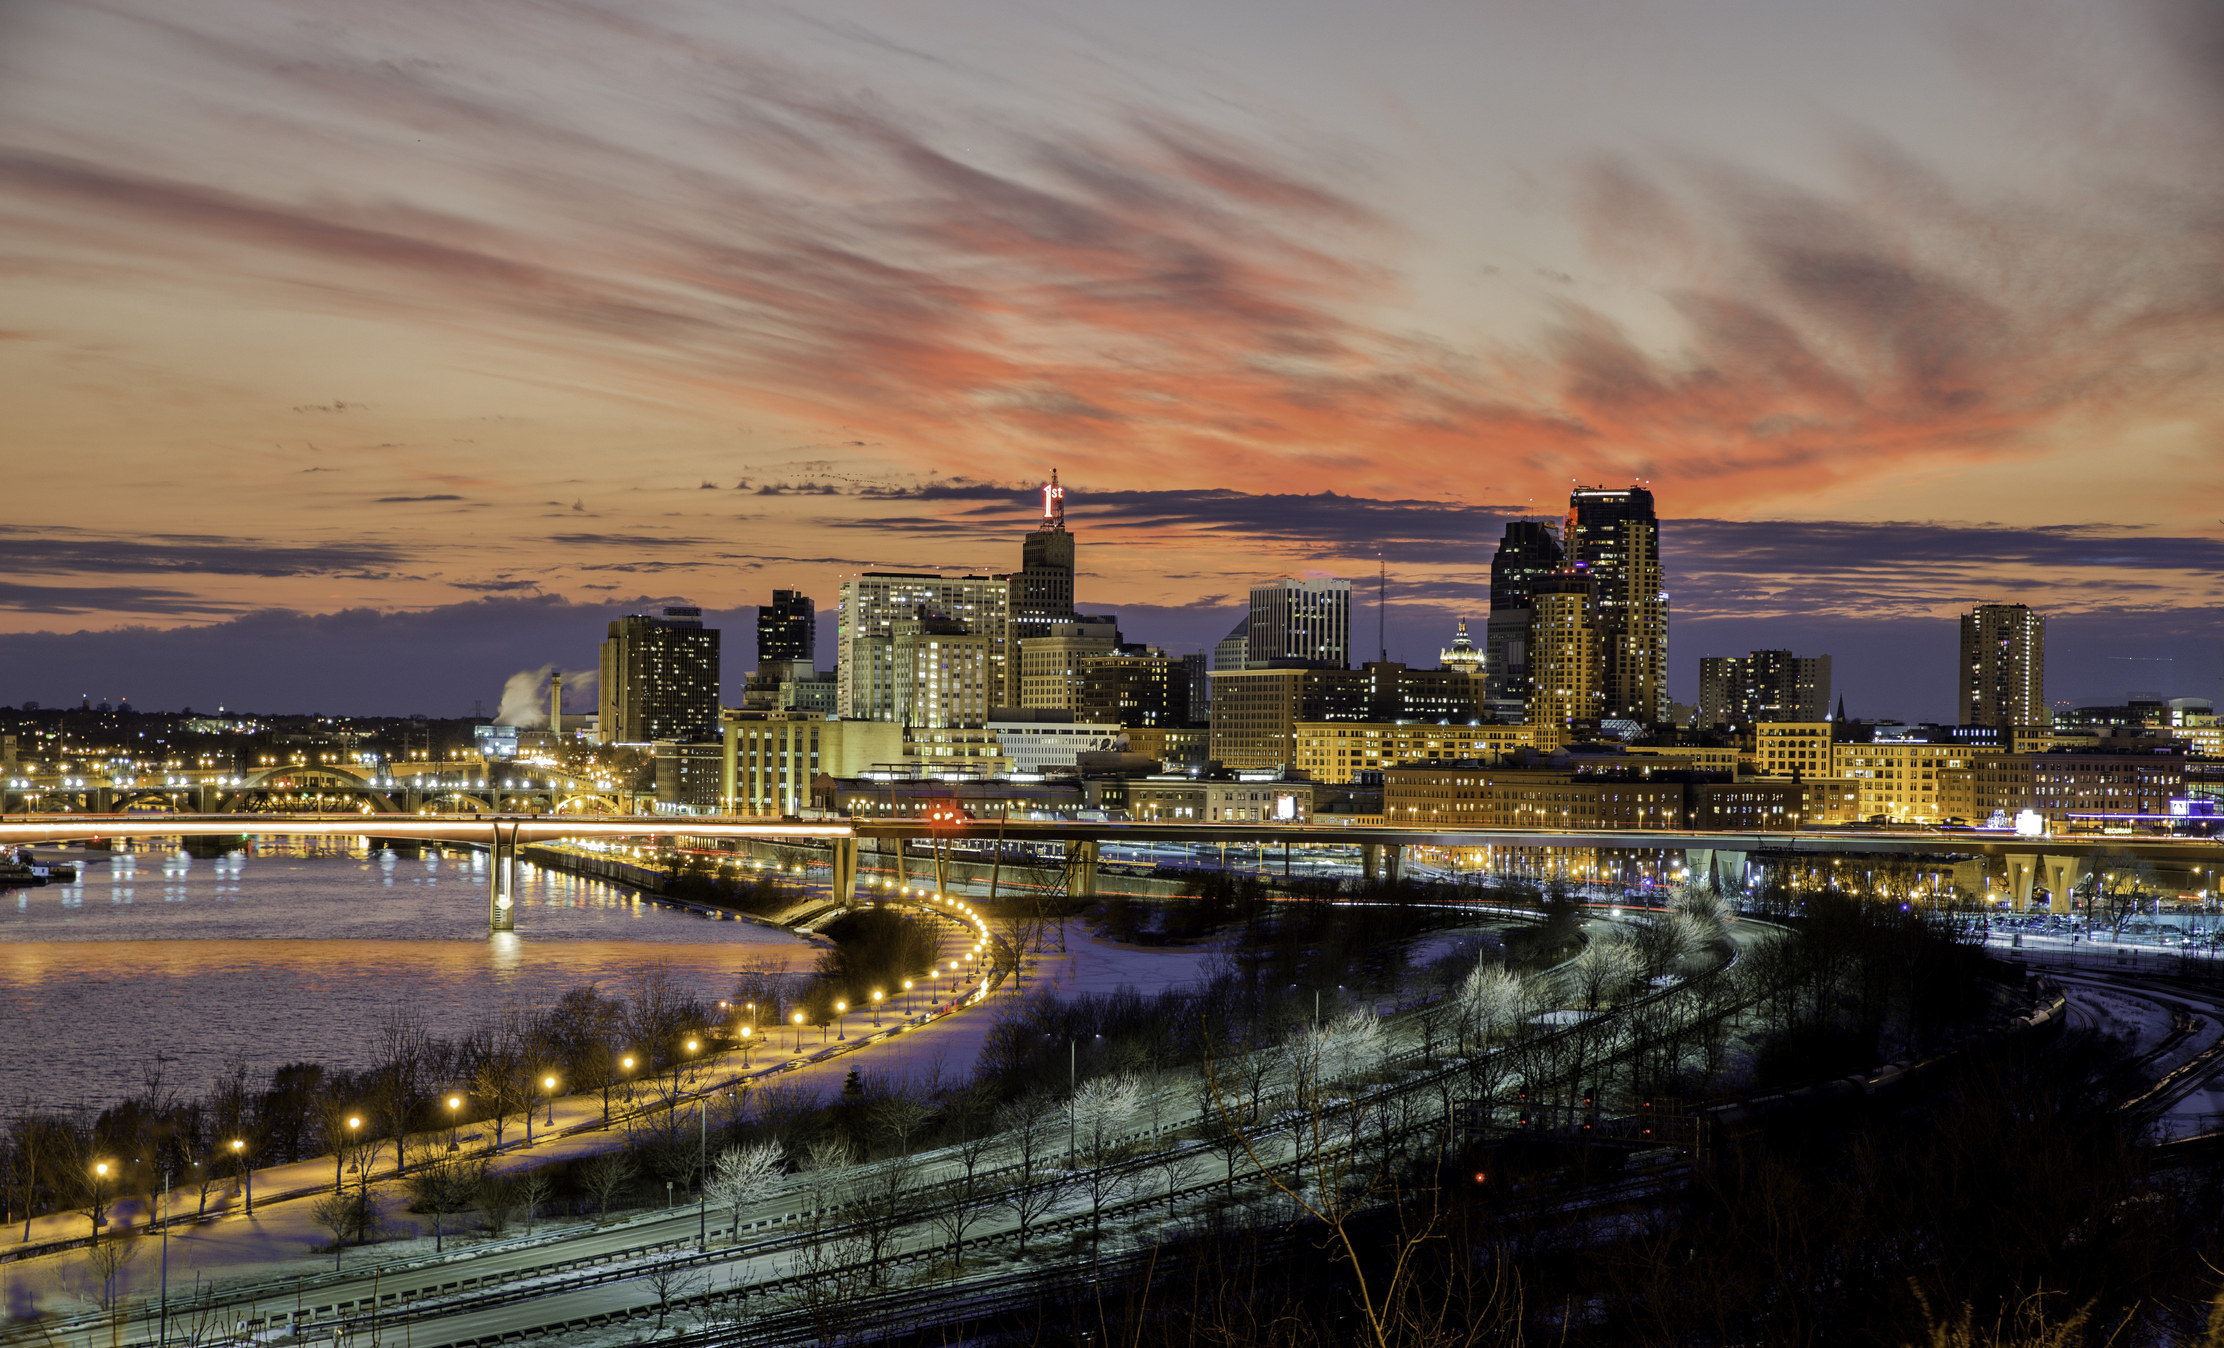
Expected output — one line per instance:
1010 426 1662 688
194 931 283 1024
5 0 2223 716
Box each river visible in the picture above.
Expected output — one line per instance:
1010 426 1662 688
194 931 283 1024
0 839 811 1112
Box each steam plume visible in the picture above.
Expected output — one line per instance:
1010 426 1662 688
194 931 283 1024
494 665 597 726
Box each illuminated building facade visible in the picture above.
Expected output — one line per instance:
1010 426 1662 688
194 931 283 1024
598 606 721 745
1960 604 2046 728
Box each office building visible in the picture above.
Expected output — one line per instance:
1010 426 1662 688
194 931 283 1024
891 615 995 729
1246 577 1351 669
1961 604 2046 728
1011 471 1079 644
719 711 901 817
1294 722 1543 784
1525 573 1601 732
1077 648 1192 728
1123 725 1210 772
1207 661 1495 772
984 713 1125 774
1484 521 1564 720
651 739 723 813
1016 617 1122 712
757 590 815 664
598 606 720 745
1939 746 2185 826
836 573 1013 719
1213 617 1250 673
1751 722 1837 778
1699 651 1832 727
1567 486 1669 724
1383 765 1686 829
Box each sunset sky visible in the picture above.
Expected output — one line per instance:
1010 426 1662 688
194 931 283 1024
3 0 2221 718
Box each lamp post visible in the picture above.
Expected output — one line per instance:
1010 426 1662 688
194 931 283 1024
543 1075 558 1126
447 1094 464 1151
89 1161 110 1244
738 1025 753 1070
620 1054 637 1115
833 1000 847 1043
230 1138 252 1214
158 1164 173 1348
339 1117 360 1193
901 979 914 1014
697 1098 708 1252
792 1011 806 1054
870 989 883 1028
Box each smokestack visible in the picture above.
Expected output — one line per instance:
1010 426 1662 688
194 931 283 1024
550 669 563 736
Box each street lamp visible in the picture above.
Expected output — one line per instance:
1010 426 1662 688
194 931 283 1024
543 1075 558 1126
340 1117 361 1192
901 978 914 1013
738 1025 754 1070
870 989 883 1027
447 1095 464 1151
89 1161 111 1243
229 1139 252 1214
792 1010 806 1053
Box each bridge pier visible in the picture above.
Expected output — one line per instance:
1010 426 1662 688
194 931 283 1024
2042 854 2087 916
488 825 518 933
1361 843 1403 884
831 837 860 909
2005 855 2037 913
1067 839 1100 900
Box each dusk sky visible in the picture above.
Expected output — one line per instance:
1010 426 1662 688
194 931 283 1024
4 0 2221 719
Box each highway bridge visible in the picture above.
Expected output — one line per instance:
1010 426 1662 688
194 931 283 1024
2 810 2219 929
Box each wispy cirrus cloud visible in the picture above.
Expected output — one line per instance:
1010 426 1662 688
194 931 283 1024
15 0 2221 524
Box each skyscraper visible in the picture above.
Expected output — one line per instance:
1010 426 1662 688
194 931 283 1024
1567 486 1668 724
1011 471 1078 644
1484 521 1564 720
1960 604 2046 727
756 590 815 666
1246 577 1351 670
836 573 1013 719
1526 573 1602 731
598 606 721 744
1698 650 1832 726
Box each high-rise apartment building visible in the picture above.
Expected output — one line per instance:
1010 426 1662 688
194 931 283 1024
1567 486 1668 723
836 573 1013 719
1698 650 1832 726
1484 521 1564 720
1246 577 1351 670
598 606 720 744
756 590 816 665
1525 573 1601 731
1960 604 2045 728
1011 471 1078 644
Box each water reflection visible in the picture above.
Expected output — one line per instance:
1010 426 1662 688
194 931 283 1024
0 842 809 1106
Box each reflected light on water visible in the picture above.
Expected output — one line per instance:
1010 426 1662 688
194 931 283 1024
0 841 809 1106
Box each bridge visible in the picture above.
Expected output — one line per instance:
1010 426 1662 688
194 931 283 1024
0 763 635 816
4 811 2219 930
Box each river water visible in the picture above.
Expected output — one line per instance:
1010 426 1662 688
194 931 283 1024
0 840 811 1111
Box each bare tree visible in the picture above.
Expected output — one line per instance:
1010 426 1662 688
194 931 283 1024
1064 1074 1143 1263
852 1153 920 1285
995 1096 1065 1256
371 1009 432 1177
704 1142 782 1240
931 1093 999 1268
406 1153 480 1253
579 1149 637 1223
473 1169 526 1239
641 1262 704 1336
